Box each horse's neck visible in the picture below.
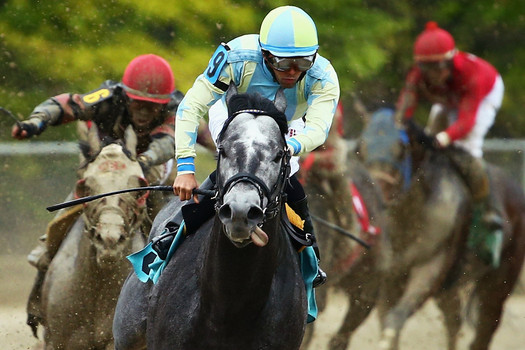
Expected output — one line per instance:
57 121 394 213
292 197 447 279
201 216 284 314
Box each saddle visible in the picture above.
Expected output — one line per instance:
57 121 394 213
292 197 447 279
46 204 84 258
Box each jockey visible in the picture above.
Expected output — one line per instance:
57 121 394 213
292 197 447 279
12 54 211 332
171 5 340 287
395 21 505 267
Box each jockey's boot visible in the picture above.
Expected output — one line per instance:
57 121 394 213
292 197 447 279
288 196 327 288
152 174 216 259
467 157 504 268
27 269 46 338
27 234 51 270
26 235 49 338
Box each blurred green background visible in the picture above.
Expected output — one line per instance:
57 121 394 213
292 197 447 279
1 0 525 253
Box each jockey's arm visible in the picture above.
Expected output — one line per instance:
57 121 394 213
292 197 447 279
174 69 230 200
11 93 82 139
287 67 340 156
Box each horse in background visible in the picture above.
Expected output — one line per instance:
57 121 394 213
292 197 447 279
113 90 308 350
299 109 387 350
40 125 148 349
359 108 525 350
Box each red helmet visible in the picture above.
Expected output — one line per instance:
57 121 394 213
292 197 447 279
413 21 456 62
122 54 175 104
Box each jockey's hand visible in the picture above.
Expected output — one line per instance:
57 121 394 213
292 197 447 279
173 173 199 203
433 131 451 149
286 142 295 157
137 154 152 176
11 118 43 140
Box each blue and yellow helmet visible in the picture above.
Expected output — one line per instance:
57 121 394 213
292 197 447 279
259 6 319 57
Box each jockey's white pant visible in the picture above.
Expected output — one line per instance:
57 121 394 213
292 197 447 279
208 99 303 176
430 74 504 158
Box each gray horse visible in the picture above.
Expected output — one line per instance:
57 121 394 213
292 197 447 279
299 128 387 350
359 109 471 349
113 91 309 349
360 108 525 350
40 125 148 349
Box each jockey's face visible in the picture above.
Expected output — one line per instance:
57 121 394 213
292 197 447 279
264 53 314 89
271 65 303 89
128 100 164 134
418 60 452 86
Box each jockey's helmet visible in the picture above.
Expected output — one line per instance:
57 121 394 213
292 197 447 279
259 6 318 58
413 21 456 62
122 54 175 104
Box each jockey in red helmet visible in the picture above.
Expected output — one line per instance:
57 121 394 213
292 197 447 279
12 54 213 332
395 21 505 268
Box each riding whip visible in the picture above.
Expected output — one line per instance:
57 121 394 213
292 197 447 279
46 186 215 212
0 107 21 126
311 214 371 249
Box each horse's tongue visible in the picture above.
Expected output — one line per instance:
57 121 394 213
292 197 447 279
251 227 268 247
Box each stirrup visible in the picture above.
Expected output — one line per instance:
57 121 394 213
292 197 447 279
151 224 180 260
313 267 327 288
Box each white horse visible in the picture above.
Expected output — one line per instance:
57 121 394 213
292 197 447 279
40 125 148 349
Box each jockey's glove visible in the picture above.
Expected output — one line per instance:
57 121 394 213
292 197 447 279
137 154 152 175
18 117 45 137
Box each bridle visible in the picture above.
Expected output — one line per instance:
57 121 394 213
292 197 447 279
81 190 148 237
214 109 291 223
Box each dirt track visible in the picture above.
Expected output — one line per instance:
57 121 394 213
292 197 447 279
2 254 524 350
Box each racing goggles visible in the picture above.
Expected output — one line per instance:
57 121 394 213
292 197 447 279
417 60 451 72
266 54 315 72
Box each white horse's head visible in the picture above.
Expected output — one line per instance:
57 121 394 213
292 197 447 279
215 90 289 247
76 125 148 266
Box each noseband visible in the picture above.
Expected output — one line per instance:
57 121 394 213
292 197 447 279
214 110 291 222
82 190 147 236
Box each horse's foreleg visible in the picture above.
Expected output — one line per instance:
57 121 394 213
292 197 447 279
379 251 447 350
435 288 461 350
468 270 513 350
329 293 374 350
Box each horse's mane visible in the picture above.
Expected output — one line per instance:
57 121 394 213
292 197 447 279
78 137 133 170
227 93 288 136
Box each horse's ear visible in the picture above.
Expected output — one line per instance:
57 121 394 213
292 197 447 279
351 93 370 128
225 83 238 108
74 178 88 199
124 125 138 159
87 123 101 157
274 88 287 113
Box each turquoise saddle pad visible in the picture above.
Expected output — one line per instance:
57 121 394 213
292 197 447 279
127 221 318 323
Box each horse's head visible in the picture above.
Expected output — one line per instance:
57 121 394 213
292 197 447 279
358 108 411 203
214 89 289 248
77 125 149 266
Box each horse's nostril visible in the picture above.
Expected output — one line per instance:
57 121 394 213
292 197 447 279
218 205 232 221
247 206 263 222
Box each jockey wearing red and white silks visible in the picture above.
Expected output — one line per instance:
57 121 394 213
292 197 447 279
396 21 504 158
